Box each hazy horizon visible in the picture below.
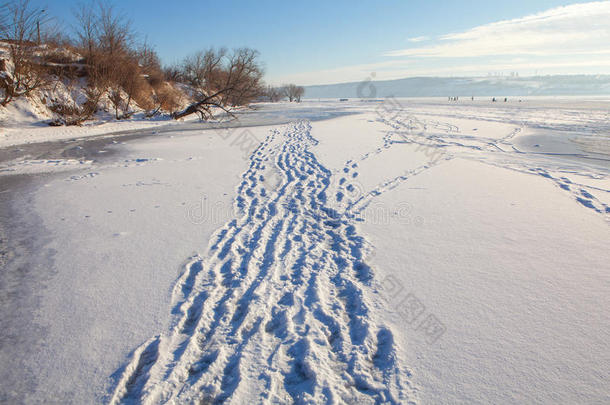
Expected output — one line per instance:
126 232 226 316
303 72 610 88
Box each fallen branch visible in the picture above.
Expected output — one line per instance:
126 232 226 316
171 89 235 120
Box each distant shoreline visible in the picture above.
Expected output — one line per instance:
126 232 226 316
304 75 610 99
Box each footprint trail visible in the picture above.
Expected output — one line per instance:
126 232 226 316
110 121 416 404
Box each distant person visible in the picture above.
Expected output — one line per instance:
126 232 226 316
492 97 496 102
504 97 507 102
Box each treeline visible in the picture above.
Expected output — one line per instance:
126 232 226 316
0 0 304 125
264 84 305 103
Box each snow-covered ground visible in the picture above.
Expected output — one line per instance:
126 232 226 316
0 98 608 404
0 99 358 150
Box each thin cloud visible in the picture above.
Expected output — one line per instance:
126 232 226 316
386 1 610 58
407 36 429 43
273 2 610 85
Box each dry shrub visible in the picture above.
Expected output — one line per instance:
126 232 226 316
144 82 181 117
107 88 123 119
132 82 155 111
49 84 102 126
157 84 181 112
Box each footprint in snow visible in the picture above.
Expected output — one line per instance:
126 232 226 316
110 121 416 404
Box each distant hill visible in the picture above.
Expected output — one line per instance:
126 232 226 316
304 75 610 99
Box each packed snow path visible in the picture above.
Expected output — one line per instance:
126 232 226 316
111 121 416 404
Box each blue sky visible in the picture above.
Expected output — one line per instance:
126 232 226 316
31 1 610 85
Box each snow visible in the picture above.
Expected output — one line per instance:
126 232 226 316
0 157 92 175
0 99 195 149
360 157 609 403
0 99 360 150
1 97 609 404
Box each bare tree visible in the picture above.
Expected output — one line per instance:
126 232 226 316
137 39 163 86
72 2 135 78
295 86 304 102
163 64 182 82
172 47 264 120
0 0 50 106
73 3 97 61
0 3 8 35
108 87 122 119
181 48 226 90
100 54 146 119
1 1 268 123
39 19 68 48
138 40 160 72
283 84 304 102
121 58 149 116
264 85 283 102
69 2 144 121
96 2 132 57
223 48 264 106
